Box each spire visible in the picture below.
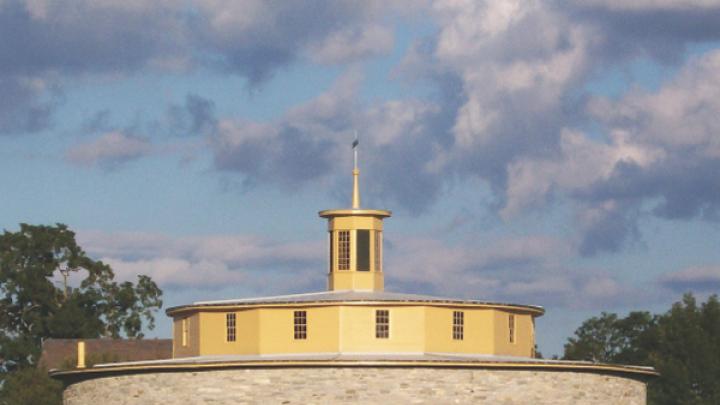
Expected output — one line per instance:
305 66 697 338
352 132 360 209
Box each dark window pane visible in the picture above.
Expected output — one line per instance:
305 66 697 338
329 232 333 272
357 230 370 271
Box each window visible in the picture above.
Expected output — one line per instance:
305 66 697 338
509 314 516 343
376 310 389 339
181 317 188 347
453 311 464 340
294 311 307 340
226 313 236 342
375 231 382 272
338 231 350 270
328 232 333 272
357 230 370 271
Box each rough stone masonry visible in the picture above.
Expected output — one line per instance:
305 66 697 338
63 367 647 404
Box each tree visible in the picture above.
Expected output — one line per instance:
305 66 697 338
648 294 720 405
0 223 163 370
563 294 720 405
0 367 62 405
562 311 656 365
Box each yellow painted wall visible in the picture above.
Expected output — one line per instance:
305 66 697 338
329 271 383 291
198 310 260 355
172 313 200 358
424 307 495 354
257 306 340 354
329 217 383 231
339 306 425 352
173 304 539 359
492 311 534 357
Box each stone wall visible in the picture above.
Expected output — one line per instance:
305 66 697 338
63 367 647 404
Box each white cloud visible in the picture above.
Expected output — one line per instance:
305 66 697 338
77 230 324 291
77 227 641 309
103 257 244 289
6 0 720 262
589 49 720 157
383 232 648 308
433 0 532 60
190 1 404 82
482 47 720 253
659 265 720 292
65 131 153 168
364 100 440 146
501 129 665 219
307 24 394 64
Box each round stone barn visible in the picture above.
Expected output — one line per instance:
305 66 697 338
52 162 656 404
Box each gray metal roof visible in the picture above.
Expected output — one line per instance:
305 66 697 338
164 290 543 314
193 290 542 309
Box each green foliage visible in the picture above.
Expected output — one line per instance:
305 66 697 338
648 294 720 405
563 311 656 365
0 367 62 405
0 223 163 368
563 293 720 405
533 344 543 359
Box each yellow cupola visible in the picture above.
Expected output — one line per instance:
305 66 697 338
319 136 390 291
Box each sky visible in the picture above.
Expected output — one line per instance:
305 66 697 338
2 0 720 357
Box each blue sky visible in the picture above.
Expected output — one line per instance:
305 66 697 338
2 0 720 356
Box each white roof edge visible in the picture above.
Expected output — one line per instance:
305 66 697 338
193 290 350 305
88 352 653 372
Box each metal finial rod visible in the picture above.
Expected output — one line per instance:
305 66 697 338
352 131 360 208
